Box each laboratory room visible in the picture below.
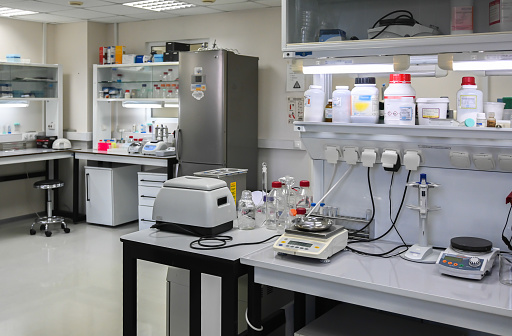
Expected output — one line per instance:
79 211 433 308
1 0 512 335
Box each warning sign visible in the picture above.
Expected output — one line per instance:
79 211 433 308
286 61 305 92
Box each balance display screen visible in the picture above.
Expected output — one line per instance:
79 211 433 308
145 145 156 150
445 256 463 263
289 240 312 248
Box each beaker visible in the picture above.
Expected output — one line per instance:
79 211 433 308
499 254 512 286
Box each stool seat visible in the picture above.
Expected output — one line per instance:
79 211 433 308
34 179 64 189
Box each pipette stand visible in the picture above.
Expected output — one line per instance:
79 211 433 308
402 173 441 264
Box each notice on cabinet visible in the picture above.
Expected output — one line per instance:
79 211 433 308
288 97 304 124
286 60 305 92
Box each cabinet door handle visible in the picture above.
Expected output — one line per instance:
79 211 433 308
86 173 90 202
141 219 155 222
140 179 164 183
141 195 156 199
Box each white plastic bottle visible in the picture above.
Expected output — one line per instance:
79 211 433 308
351 77 379 124
456 76 483 127
332 86 351 123
384 74 416 125
304 85 325 122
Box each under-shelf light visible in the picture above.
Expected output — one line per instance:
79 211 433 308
0 100 29 107
164 102 179 108
302 55 410 75
122 101 163 108
439 52 512 71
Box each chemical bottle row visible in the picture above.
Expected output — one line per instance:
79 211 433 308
304 74 510 128
111 68 178 83
100 83 179 99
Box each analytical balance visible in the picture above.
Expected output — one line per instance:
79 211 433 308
273 222 348 261
436 237 499 280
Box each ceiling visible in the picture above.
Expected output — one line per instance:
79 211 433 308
0 0 281 24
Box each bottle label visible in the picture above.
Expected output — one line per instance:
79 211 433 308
352 95 378 116
490 0 501 25
304 94 312 107
384 97 415 121
460 94 478 109
422 108 440 119
332 97 341 107
325 108 333 118
400 107 413 121
452 6 473 31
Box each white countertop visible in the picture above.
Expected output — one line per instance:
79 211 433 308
241 242 512 335
0 148 73 164
121 227 279 261
74 148 175 167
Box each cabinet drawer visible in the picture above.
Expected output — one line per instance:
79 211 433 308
138 172 167 187
138 186 160 206
139 205 155 230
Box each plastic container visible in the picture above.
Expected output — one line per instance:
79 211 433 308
296 180 313 211
265 181 283 230
351 77 379 124
237 190 256 230
456 77 483 127
476 113 487 127
451 0 474 34
6 54 21 63
502 97 512 120
154 54 164 62
490 0 512 32
332 86 351 123
485 102 506 120
417 98 450 125
384 74 416 125
304 85 325 122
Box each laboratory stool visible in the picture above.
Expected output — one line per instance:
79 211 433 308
29 179 70 237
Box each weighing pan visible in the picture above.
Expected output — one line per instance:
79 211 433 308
293 216 333 232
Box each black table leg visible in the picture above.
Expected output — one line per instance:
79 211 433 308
221 272 238 335
247 268 262 336
294 292 306 332
73 155 79 223
123 245 137 336
54 159 59 211
190 270 202 336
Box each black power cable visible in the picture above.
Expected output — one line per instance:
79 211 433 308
370 10 420 40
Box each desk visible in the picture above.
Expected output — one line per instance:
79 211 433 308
0 148 78 221
120 227 277 336
241 242 512 336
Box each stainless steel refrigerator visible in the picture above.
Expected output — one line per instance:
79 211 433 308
176 50 259 190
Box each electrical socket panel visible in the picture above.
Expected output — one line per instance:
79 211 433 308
22 133 37 141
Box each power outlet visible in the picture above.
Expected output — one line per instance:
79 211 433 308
47 122 55 130
22 132 37 141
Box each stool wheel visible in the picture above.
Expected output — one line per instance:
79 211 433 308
64 228 70 234
45 231 52 237
40 224 46 231
30 229 36 235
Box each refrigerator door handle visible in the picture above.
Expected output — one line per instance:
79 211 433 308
86 173 90 202
175 127 182 162
175 162 180 178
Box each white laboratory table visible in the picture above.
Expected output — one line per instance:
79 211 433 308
241 242 512 336
120 227 280 336
73 149 177 178
0 148 80 221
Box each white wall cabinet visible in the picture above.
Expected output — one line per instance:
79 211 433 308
0 62 63 137
85 164 140 226
137 171 167 230
92 62 179 148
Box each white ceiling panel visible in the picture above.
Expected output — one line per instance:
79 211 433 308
5 1 70 12
92 4 153 15
208 2 266 11
165 6 222 16
41 0 115 7
14 13 81 23
91 15 140 23
50 8 113 19
255 0 280 6
126 11 180 20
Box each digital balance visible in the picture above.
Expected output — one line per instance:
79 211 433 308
436 237 500 280
273 217 348 262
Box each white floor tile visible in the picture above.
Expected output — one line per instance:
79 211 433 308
0 218 168 336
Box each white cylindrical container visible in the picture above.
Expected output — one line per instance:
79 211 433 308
456 77 483 127
304 85 325 122
417 98 450 125
484 102 505 120
384 74 416 125
451 0 474 34
332 86 351 123
476 113 487 127
490 0 512 32
384 97 416 125
351 77 379 124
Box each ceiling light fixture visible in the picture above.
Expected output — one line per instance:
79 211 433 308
122 101 163 108
302 55 410 75
0 7 38 17
0 100 30 107
69 1 84 6
439 52 512 71
123 0 195 12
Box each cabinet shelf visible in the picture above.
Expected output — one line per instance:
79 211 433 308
98 80 178 84
97 98 179 102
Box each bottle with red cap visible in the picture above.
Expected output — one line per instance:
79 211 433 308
384 74 416 125
265 181 284 230
296 180 313 211
456 76 483 127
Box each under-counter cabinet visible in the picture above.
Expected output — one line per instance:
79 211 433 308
137 171 167 230
85 164 140 226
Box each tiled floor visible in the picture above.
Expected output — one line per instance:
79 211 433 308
0 218 168 336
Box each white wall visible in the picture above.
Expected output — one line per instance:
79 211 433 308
117 7 311 185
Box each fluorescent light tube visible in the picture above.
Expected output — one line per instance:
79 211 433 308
0 100 29 107
0 7 37 16
123 0 195 12
303 63 395 74
163 103 179 108
122 101 163 108
453 60 512 71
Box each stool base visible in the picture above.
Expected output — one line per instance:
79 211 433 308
30 216 70 237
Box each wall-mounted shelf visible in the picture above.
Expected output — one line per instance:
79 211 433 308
0 62 60 99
